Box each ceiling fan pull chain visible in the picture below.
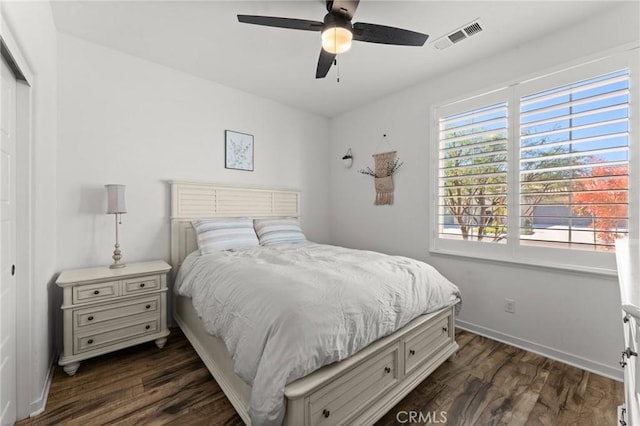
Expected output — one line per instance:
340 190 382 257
334 28 340 83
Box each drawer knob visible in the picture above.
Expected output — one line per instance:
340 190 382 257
384 366 391 374
409 349 415 356
93 290 100 295
87 339 94 344
145 325 151 330
140 283 146 288
145 304 151 309
88 316 94 321
442 326 448 333
322 409 330 418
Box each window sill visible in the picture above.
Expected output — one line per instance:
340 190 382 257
428 247 619 278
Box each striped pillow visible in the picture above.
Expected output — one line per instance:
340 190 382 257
192 218 259 254
253 218 306 246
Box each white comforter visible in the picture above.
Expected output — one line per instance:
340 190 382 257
175 243 461 425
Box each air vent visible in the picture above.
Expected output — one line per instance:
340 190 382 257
463 22 483 36
433 18 484 50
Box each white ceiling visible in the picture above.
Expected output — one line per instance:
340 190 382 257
50 1 624 117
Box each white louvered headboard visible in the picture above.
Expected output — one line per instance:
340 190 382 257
170 181 300 270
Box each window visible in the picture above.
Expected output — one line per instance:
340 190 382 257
519 70 629 250
432 52 637 273
439 101 508 243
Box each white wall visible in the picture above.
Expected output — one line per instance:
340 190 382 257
329 3 639 379
57 34 330 271
1 0 58 417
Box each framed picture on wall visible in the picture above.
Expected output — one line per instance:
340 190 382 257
225 130 254 171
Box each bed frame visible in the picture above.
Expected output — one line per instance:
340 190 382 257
170 181 458 425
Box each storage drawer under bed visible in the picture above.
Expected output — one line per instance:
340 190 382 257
403 311 452 375
308 343 399 426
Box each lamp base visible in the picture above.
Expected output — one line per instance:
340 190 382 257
110 241 125 269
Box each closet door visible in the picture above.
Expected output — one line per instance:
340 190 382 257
0 56 18 425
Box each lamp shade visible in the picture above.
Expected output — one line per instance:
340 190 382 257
105 184 127 214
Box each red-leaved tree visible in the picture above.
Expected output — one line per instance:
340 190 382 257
571 165 628 245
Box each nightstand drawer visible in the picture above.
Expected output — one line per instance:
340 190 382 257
72 280 119 304
74 295 160 329
123 275 160 295
75 317 159 354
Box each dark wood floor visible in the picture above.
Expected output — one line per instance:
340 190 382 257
18 328 623 426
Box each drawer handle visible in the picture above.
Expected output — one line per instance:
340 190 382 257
442 326 448 333
88 339 94 344
88 316 94 321
322 409 330 418
145 304 151 309
621 347 638 368
93 290 100 295
384 366 391 374
409 349 415 356
145 325 151 330
139 283 146 288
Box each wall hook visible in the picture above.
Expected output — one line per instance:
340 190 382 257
342 148 353 168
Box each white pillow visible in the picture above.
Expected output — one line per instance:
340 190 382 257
253 218 306 246
192 218 259 254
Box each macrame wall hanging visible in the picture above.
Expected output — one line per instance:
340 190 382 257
358 135 404 205
372 151 396 205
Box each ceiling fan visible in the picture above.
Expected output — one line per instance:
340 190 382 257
238 0 428 79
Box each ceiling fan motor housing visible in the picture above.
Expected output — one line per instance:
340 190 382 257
322 12 353 32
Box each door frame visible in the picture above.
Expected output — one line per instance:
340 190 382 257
1 17 34 421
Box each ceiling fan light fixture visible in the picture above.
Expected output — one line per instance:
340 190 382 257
321 26 353 54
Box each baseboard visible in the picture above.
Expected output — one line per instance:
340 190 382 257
28 354 56 417
456 319 623 382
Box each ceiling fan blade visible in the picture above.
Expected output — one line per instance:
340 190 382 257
316 49 336 79
238 15 323 32
326 0 360 19
352 22 428 46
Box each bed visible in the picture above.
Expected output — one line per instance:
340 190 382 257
170 181 460 425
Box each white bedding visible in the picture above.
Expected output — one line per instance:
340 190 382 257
175 242 461 425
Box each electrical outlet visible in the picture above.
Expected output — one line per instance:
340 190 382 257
505 299 516 314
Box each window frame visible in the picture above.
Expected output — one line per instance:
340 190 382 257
429 49 639 275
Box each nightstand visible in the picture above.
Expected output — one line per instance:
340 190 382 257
56 260 171 376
